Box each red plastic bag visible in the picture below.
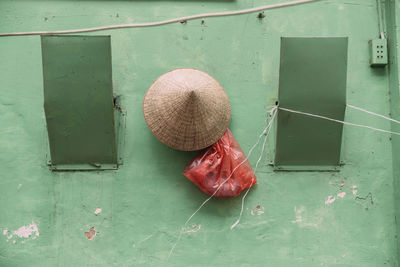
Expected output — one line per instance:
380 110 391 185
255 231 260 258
183 129 257 198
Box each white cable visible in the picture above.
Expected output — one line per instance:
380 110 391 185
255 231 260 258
279 107 400 136
0 0 320 37
376 0 385 39
230 107 277 230
166 106 278 265
347 104 400 125
168 103 396 262
230 104 399 230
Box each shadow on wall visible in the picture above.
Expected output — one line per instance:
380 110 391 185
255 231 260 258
145 128 249 210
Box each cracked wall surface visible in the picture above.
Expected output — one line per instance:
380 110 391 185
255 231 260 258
0 0 399 266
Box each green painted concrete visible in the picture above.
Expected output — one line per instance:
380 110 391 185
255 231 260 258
385 0 400 265
0 0 399 266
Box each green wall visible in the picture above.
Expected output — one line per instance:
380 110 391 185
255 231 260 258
0 0 399 266
386 0 400 265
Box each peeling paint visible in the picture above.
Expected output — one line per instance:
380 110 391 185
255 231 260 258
251 205 265 216
84 227 97 240
2 229 7 236
352 185 358 195
292 206 304 224
337 192 346 198
291 206 321 228
185 224 201 233
325 195 336 205
0 1 398 265
13 222 39 239
94 208 102 215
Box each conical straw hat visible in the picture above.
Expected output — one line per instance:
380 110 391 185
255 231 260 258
143 68 231 151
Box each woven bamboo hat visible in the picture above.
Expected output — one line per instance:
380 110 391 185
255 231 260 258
143 68 231 151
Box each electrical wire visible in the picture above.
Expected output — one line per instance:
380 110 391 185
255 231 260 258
230 106 277 230
166 106 278 266
0 0 320 37
376 0 385 39
347 104 400 125
279 107 400 136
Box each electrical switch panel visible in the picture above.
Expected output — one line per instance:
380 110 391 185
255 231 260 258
369 38 388 67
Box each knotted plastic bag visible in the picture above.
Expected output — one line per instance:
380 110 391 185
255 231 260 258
183 129 257 198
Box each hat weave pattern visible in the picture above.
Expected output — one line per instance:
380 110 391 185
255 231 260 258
143 69 231 151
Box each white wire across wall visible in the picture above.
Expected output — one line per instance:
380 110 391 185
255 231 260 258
166 103 400 265
0 0 320 37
